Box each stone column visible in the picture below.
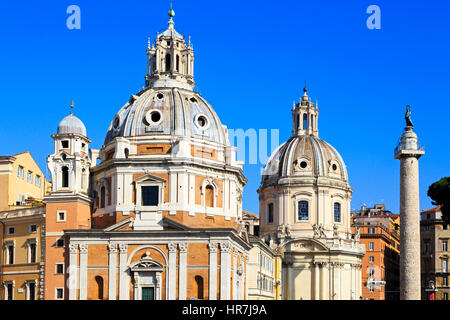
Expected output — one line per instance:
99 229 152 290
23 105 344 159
79 244 88 300
314 262 320 300
68 244 78 300
208 242 218 300
108 243 118 300
394 126 424 300
320 262 327 300
168 243 177 300
118 244 128 300
220 241 231 300
178 243 187 300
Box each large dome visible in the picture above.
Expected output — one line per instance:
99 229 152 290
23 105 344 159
262 135 348 182
57 114 87 136
104 87 229 146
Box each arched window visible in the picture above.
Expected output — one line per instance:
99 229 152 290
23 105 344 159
205 185 214 207
100 186 106 208
311 115 314 130
334 202 341 222
176 55 180 72
165 53 171 72
194 276 204 299
296 114 300 130
62 166 69 188
298 201 309 220
95 276 104 300
303 114 308 130
267 203 274 223
124 148 129 159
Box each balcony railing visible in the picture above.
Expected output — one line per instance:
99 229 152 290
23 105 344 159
394 142 425 154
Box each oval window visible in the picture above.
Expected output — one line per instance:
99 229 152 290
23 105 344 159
300 161 308 169
332 164 338 171
112 116 120 130
145 109 163 126
156 93 164 100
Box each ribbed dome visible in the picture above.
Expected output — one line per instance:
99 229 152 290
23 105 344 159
104 87 228 146
262 135 348 182
57 114 87 136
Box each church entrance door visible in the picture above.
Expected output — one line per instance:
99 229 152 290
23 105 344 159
142 287 155 300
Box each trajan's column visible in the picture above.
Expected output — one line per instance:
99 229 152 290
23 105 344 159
394 105 425 300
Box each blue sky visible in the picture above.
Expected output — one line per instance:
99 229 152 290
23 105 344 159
0 1 449 215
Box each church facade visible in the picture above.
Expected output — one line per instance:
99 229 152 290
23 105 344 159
258 88 365 300
43 9 250 300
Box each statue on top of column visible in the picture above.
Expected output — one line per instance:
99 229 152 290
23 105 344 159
405 105 414 128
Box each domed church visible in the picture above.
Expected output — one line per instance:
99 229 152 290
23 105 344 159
258 88 365 300
43 8 250 300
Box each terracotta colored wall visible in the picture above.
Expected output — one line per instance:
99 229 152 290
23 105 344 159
137 144 172 155
163 211 237 229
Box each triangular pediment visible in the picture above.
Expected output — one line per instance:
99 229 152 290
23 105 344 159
133 174 166 184
104 217 134 231
162 217 191 231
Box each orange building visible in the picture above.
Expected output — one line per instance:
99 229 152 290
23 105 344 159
352 204 400 300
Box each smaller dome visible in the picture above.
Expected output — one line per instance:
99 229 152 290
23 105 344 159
57 114 87 136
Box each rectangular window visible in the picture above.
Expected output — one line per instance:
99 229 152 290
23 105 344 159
369 285 374 292
141 186 159 206
6 283 13 300
29 243 37 263
27 171 33 183
444 224 448 230
35 175 41 187
56 288 64 299
56 238 65 248
7 227 15 235
28 282 36 301
443 260 448 273
444 292 448 300
57 211 66 222
29 224 37 233
56 263 64 274
17 166 24 179
369 256 374 263
267 203 274 223
443 240 448 252
369 242 374 251
368 227 375 234
7 245 14 264
61 140 69 148
298 201 309 221
443 276 448 287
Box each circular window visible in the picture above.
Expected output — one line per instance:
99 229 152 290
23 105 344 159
145 109 163 126
112 116 120 130
300 161 308 169
156 93 164 100
195 114 209 130
332 164 338 171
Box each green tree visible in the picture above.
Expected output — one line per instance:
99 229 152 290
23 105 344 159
427 177 450 224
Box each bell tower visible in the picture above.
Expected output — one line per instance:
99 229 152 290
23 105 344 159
144 7 195 90
47 103 91 194
44 102 92 299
